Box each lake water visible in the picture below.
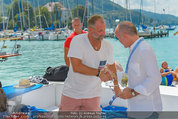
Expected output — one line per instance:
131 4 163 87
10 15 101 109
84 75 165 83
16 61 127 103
0 29 178 86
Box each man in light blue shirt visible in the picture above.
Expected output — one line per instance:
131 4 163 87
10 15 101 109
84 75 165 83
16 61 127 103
114 21 162 111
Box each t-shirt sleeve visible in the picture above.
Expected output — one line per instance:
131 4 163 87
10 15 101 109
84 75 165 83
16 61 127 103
64 37 71 48
67 36 83 60
107 42 115 65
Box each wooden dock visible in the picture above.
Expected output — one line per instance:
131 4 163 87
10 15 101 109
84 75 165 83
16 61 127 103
138 31 169 38
105 30 169 39
0 37 23 41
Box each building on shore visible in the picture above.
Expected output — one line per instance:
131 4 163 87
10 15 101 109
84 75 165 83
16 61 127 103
43 2 70 25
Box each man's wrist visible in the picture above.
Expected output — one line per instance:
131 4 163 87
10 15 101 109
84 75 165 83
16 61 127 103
113 79 118 84
96 69 101 77
112 73 117 79
114 85 119 87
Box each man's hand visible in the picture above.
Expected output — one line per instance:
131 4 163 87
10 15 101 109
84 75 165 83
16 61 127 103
114 86 121 97
119 87 133 99
99 68 112 82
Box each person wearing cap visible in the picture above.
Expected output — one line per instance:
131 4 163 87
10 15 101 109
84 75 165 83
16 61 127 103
114 21 162 111
59 15 121 111
64 17 87 67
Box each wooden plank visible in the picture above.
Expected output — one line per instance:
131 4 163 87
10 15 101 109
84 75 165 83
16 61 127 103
0 54 22 58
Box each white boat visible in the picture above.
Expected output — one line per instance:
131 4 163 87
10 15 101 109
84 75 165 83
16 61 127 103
166 26 176 31
6 81 178 114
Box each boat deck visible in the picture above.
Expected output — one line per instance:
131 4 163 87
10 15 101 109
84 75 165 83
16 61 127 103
7 82 178 112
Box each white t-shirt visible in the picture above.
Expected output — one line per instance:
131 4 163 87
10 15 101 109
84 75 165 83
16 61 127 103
62 33 114 99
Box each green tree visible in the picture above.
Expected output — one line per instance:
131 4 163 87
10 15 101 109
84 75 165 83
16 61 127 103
35 6 50 28
72 5 88 28
52 3 62 28
7 0 34 30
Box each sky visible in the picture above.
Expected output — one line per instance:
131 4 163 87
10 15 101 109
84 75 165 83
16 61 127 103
112 0 178 17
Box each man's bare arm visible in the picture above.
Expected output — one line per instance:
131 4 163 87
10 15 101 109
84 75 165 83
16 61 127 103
70 57 112 81
107 63 122 96
64 47 70 67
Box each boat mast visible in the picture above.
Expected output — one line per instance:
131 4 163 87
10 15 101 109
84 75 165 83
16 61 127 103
21 0 25 30
77 0 79 17
50 0 53 27
33 0 37 27
11 0 15 28
37 0 42 29
87 0 90 22
128 0 132 23
82 0 87 28
92 0 94 15
44 15 49 28
101 0 103 16
125 0 128 21
27 0 31 29
54 0 62 28
5 4 12 30
2 0 5 31
138 0 143 31
67 0 73 20
141 0 143 25
18 0 23 31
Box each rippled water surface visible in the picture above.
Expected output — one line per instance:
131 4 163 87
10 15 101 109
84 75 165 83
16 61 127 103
1 29 178 86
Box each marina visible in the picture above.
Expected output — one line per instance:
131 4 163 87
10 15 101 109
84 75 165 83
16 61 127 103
138 30 169 38
1 29 178 86
105 30 169 39
0 0 178 118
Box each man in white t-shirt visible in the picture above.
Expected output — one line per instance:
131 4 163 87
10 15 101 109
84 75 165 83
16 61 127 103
59 15 121 111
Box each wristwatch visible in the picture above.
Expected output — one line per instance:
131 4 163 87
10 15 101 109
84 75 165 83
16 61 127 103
131 89 136 97
96 69 101 77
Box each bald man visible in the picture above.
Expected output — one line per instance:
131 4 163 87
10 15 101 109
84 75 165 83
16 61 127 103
64 18 87 67
115 21 162 111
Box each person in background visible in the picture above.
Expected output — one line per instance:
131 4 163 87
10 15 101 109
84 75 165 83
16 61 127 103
0 82 8 113
114 21 162 111
160 61 178 85
59 15 121 112
64 17 87 67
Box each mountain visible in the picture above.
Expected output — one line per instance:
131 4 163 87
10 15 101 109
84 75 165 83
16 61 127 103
134 9 178 25
1 0 178 26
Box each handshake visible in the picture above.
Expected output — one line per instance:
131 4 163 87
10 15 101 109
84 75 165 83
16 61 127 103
98 68 116 82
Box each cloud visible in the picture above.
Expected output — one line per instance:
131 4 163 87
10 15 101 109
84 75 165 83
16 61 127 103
112 0 178 17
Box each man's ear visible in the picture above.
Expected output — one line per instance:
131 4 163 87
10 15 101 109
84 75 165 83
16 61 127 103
122 31 127 38
88 27 93 33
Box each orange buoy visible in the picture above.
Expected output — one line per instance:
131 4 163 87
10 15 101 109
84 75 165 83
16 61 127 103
174 31 178 36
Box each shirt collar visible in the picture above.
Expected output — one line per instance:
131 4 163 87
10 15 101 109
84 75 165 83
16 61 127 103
74 30 85 35
129 37 143 53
